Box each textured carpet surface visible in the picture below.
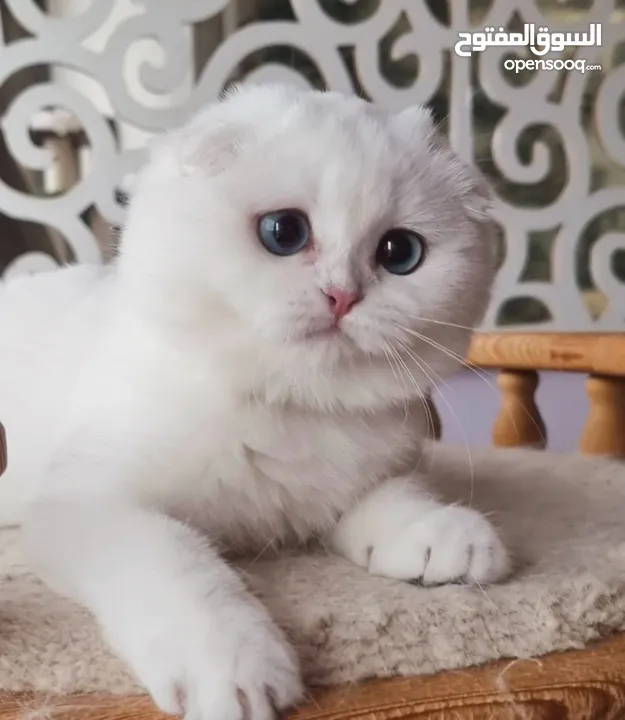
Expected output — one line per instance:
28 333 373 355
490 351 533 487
1 443 625 693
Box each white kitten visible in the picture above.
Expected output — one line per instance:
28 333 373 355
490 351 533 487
0 84 509 720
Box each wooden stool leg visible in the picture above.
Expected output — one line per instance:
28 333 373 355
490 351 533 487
493 370 547 449
580 375 625 457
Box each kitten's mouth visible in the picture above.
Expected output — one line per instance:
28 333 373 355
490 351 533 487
300 317 355 342
296 322 360 354
303 325 340 340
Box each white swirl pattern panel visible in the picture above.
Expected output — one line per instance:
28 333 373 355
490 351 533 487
0 0 623 331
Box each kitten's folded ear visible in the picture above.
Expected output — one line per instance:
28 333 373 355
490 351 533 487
176 112 243 176
392 104 438 144
146 99 244 181
446 153 493 224
392 105 493 223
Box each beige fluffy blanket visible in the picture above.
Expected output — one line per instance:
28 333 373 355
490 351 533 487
0 443 624 694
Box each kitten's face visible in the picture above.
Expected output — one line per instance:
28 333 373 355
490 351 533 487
126 85 496 404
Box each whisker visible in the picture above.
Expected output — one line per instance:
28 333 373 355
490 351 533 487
402 314 477 333
380 344 433 477
387 343 434 441
382 342 410 423
396 325 547 447
393 337 475 509
395 337 454 395
390 343 434 436
467 576 505 617
394 337 446 451
389 344 433 435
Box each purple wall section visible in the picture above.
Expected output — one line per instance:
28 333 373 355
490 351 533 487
433 370 588 453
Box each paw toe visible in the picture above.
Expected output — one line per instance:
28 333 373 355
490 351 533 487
465 535 511 584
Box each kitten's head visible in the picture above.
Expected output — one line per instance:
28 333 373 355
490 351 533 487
121 84 497 408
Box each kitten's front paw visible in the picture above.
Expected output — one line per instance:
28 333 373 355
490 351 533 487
113 594 303 720
367 505 510 585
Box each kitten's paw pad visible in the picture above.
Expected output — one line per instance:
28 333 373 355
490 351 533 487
121 601 303 720
368 505 510 585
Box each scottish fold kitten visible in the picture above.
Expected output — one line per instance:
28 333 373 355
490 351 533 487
0 84 509 720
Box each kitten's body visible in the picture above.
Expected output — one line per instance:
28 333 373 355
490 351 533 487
0 85 509 720
0 265 111 521
0 263 421 545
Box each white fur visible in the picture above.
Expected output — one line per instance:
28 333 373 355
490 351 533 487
0 84 509 719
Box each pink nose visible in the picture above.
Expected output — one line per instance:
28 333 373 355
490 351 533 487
323 287 362 321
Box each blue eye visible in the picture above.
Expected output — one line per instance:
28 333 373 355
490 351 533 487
376 229 426 275
257 210 310 256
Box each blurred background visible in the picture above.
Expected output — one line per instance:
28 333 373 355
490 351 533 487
0 0 623 449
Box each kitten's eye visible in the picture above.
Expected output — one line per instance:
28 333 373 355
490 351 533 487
257 210 310 256
375 229 426 275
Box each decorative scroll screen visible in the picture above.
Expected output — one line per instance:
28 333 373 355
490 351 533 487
0 0 623 331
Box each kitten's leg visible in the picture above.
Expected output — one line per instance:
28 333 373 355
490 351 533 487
330 477 510 584
23 496 303 720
